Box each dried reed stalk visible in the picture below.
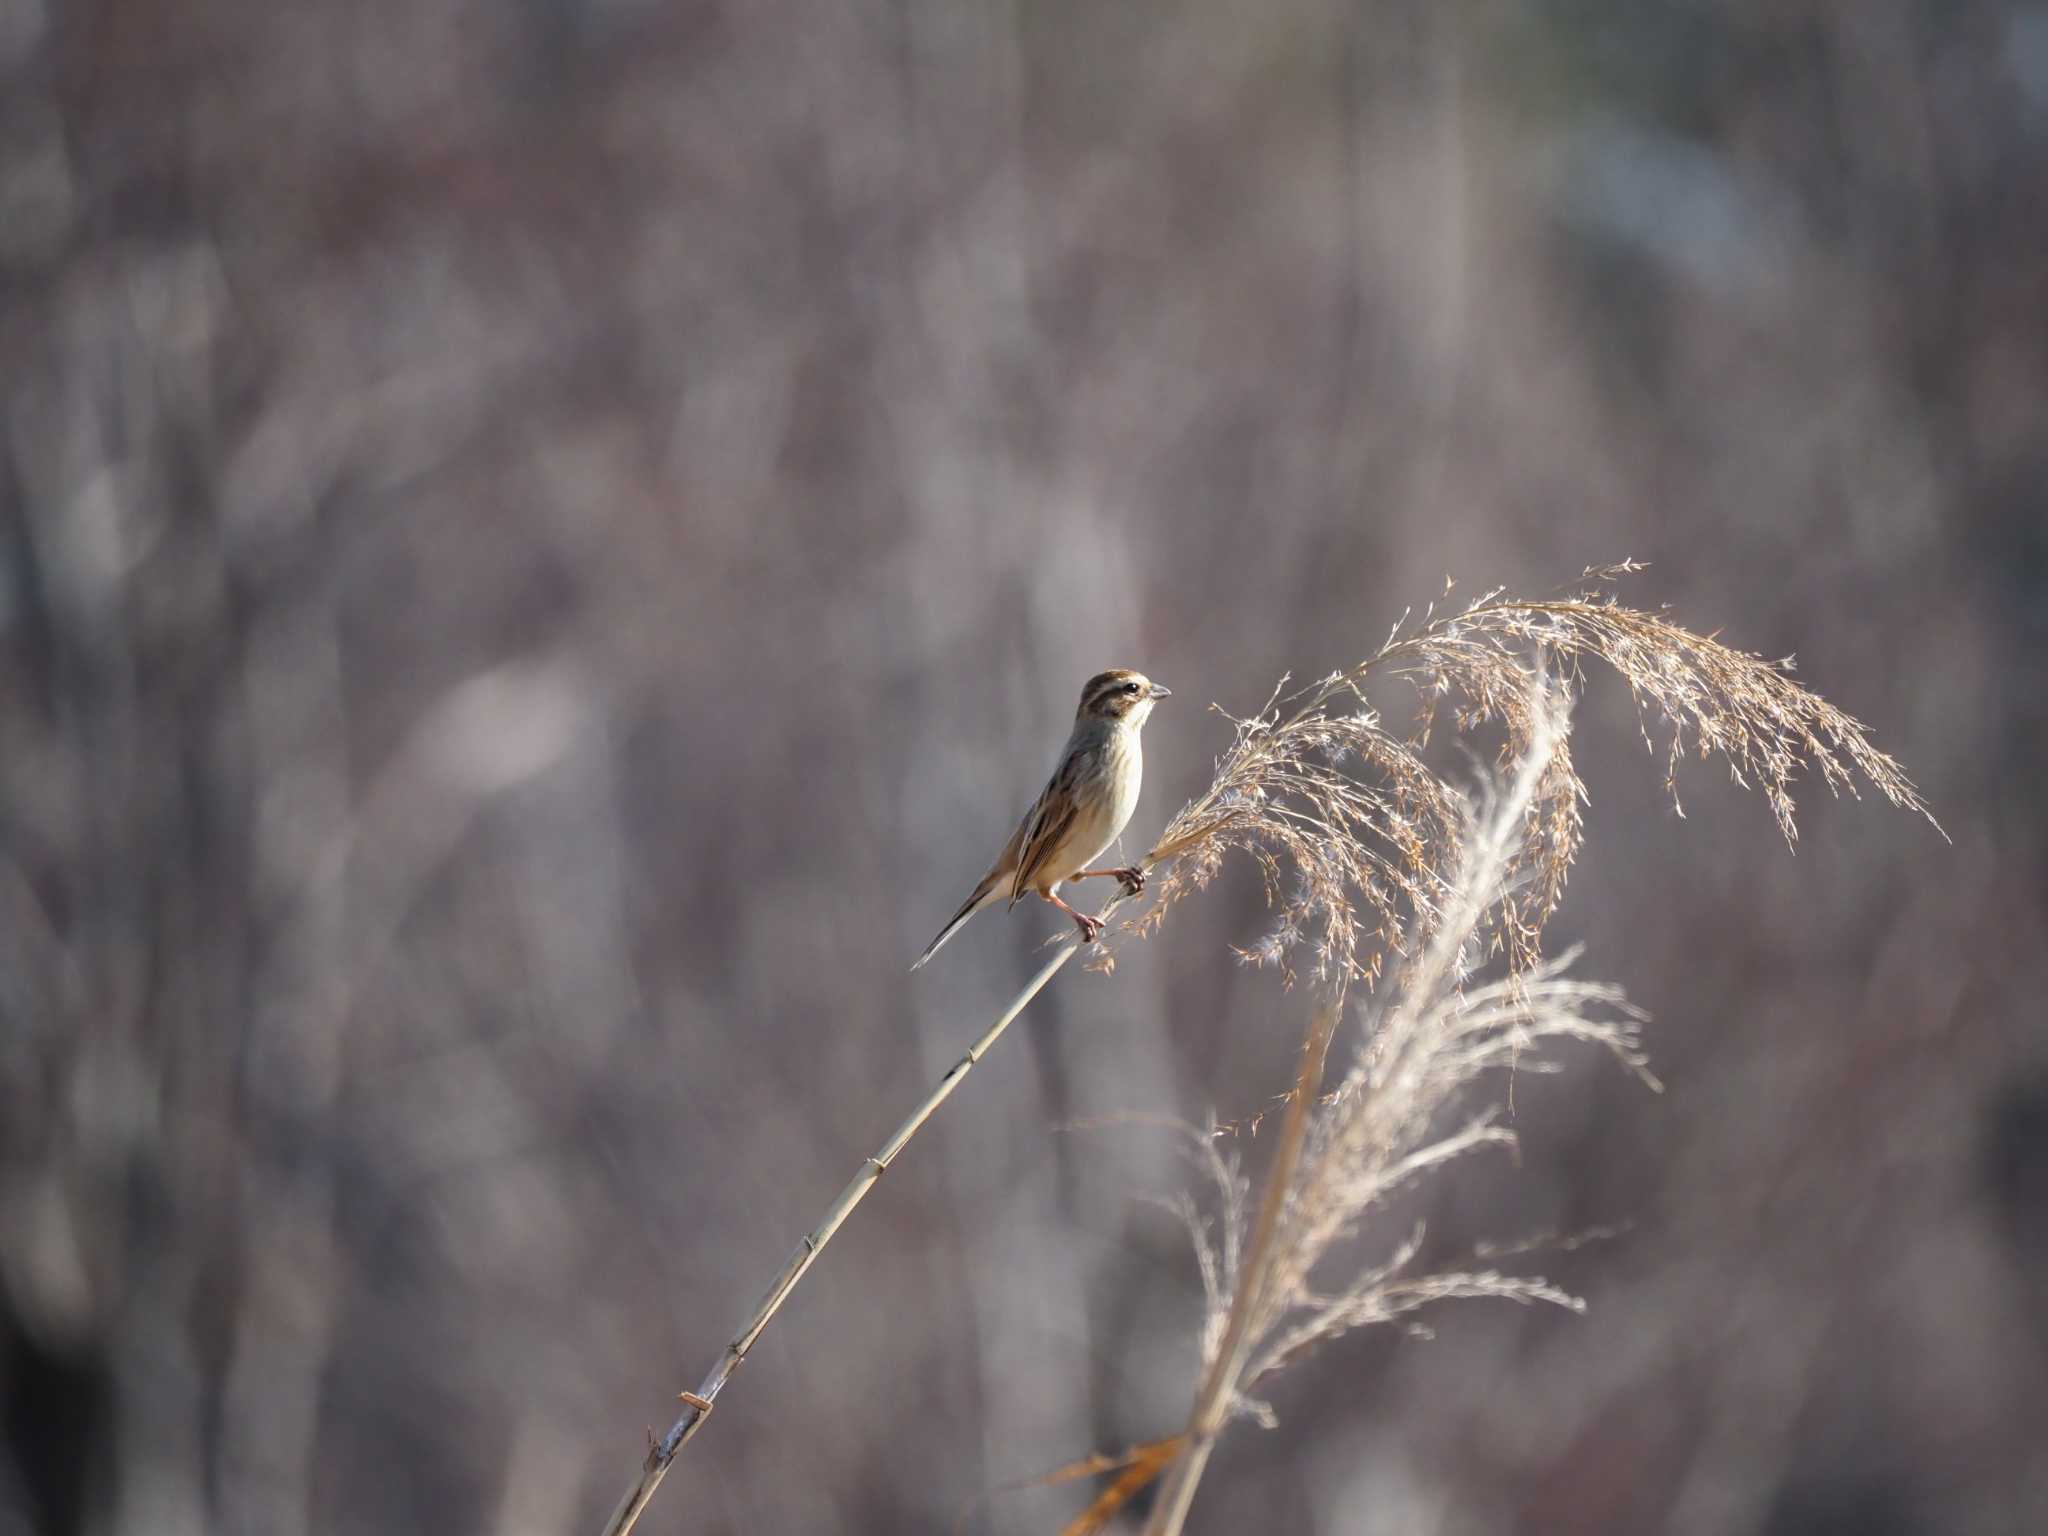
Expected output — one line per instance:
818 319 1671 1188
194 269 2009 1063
597 889 1143 1536
1140 683 1620 1535
1084 570 1932 1533
1142 991 1342 1536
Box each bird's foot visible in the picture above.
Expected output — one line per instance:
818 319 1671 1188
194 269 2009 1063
1113 866 1146 897
1072 912 1105 945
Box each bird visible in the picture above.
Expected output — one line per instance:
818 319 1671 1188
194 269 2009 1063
912 668 1171 970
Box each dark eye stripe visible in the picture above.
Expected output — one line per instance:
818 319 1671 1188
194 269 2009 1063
1079 671 1145 715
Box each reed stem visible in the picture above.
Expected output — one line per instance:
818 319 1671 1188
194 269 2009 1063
1142 993 1341 1536
598 887 1139 1536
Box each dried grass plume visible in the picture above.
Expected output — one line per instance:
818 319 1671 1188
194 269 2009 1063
1131 562 1937 988
1052 567 1941 1535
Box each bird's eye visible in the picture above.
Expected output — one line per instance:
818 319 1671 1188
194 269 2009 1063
1124 681 1141 694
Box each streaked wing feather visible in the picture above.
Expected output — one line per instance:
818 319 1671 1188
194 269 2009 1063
1009 761 1082 904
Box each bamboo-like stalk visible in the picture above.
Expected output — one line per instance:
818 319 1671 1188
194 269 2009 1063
1142 993 1341 1536
598 887 1140 1536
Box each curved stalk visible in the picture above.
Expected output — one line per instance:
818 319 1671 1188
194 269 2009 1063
598 886 1140 1536
1141 994 1340 1536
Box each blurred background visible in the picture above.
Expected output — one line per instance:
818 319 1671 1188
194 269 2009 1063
2 2 2044 1532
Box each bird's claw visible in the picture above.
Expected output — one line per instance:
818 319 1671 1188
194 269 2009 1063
1073 913 1105 945
1114 866 1145 897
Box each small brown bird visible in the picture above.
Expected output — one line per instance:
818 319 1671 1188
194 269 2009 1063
913 668 1171 970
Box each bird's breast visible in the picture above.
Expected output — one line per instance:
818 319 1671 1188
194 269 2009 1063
1103 731 1142 834
1060 728 1141 877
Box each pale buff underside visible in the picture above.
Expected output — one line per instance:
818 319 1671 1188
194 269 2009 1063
997 719 1141 898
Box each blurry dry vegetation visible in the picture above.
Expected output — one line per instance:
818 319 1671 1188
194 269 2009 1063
3 2 2047 1534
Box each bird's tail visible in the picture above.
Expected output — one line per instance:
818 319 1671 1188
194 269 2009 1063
911 878 1002 971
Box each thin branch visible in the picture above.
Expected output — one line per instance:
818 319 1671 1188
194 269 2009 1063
597 884 1142 1536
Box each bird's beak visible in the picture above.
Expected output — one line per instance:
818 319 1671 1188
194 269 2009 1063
1149 683 1172 699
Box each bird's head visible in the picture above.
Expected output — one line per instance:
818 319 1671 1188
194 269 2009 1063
1077 668 1171 727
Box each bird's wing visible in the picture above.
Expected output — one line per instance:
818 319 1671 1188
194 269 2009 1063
913 748 1084 970
1008 758 1082 905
